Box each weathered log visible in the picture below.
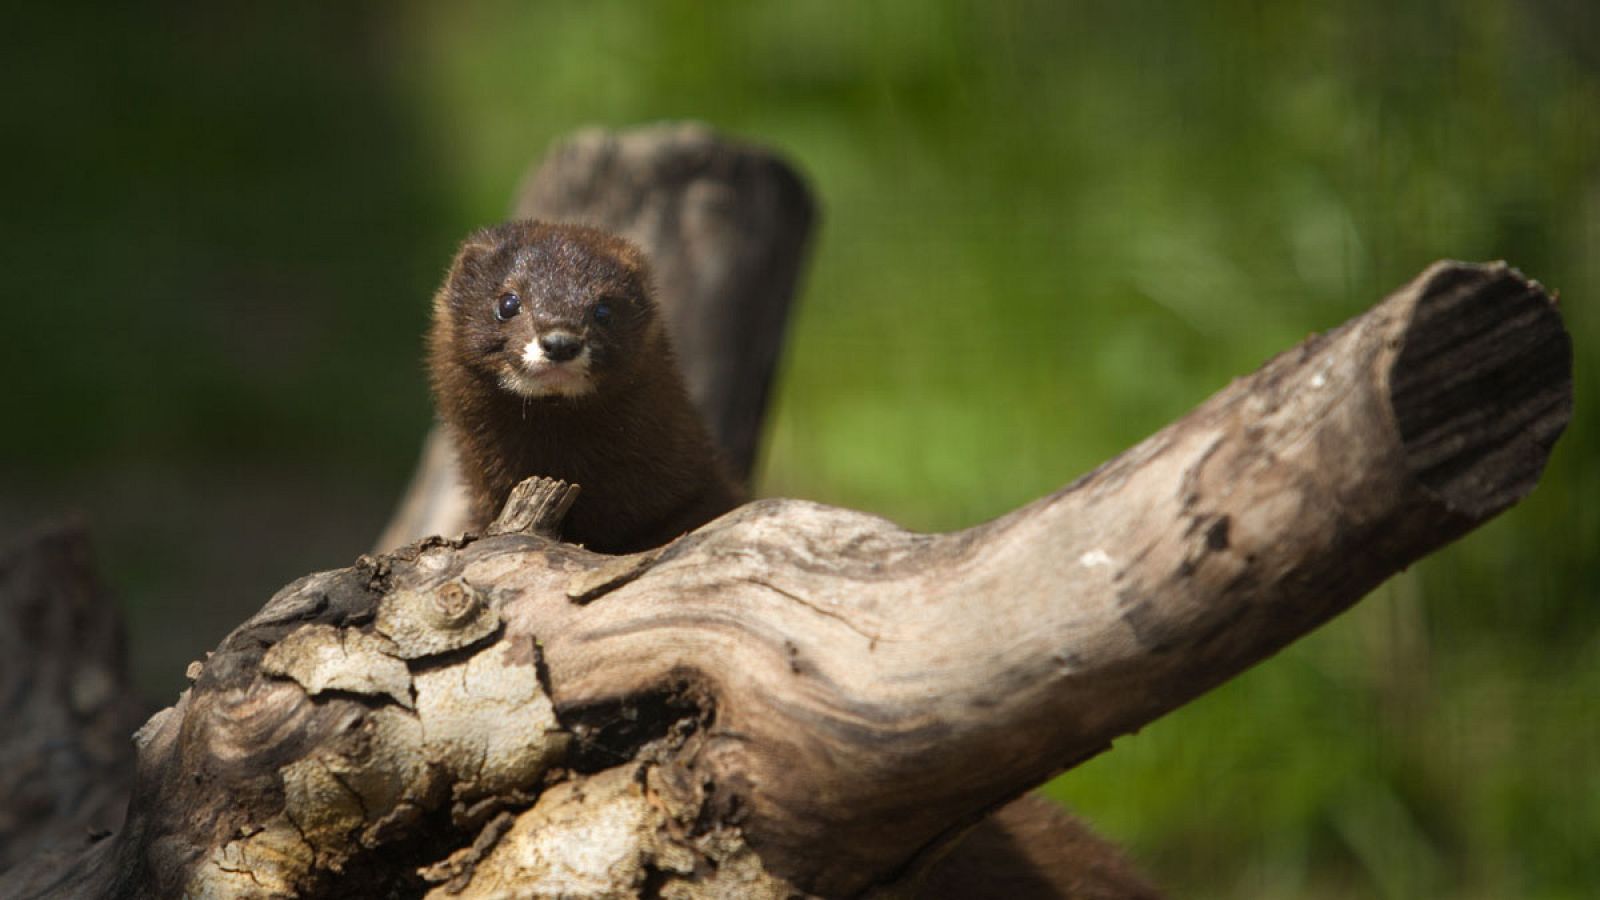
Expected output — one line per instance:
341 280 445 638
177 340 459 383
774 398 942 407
12 258 1569 898
374 123 815 553
497 260 1569 896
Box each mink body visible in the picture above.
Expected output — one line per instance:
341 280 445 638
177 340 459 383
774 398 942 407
429 221 743 554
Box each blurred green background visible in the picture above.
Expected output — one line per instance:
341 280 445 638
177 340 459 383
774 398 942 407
2 2 1594 897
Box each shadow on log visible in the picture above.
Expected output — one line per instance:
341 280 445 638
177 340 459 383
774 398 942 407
0 126 1572 899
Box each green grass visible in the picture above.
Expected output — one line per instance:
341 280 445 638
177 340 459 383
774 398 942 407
2 2 1595 895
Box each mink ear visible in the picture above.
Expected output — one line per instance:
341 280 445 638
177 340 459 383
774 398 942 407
611 238 656 297
601 234 646 277
444 232 500 295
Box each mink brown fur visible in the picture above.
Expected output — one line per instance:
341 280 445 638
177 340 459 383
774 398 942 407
428 220 744 554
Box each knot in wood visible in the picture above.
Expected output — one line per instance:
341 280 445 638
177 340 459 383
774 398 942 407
375 581 500 659
434 581 482 629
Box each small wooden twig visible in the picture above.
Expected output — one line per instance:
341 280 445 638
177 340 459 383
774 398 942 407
484 477 581 541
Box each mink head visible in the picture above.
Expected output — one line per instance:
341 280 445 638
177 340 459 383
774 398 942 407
432 221 662 400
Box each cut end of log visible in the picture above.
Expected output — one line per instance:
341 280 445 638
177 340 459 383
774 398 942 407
1389 261 1573 519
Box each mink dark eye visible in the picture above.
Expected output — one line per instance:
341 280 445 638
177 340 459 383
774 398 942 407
495 292 521 321
592 301 613 325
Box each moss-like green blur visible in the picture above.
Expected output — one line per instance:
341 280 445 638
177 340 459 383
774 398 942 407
2 3 1594 896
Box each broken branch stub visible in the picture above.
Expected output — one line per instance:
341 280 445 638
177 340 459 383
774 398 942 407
34 261 1569 898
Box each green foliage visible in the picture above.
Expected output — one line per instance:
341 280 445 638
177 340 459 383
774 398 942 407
3 2 1594 896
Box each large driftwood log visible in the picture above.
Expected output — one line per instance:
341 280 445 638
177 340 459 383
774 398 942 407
374 124 814 553
9 257 1570 898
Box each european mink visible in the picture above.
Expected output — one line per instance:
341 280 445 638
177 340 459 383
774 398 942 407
428 220 743 553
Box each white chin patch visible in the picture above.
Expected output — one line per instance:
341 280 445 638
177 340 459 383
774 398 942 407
500 336 594 398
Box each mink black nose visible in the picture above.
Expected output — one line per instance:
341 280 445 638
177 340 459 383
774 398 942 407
539 332 584 362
